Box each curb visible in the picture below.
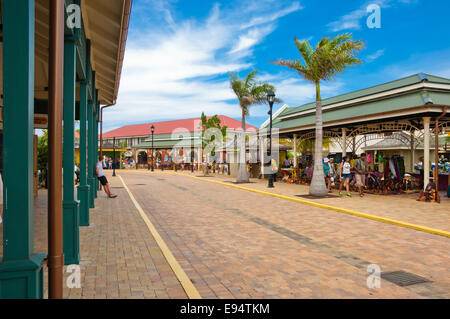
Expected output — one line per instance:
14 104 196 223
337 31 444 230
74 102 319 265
120 170 450 239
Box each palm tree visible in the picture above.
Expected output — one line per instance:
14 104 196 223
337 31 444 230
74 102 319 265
271 33 364 196
229 70 278 183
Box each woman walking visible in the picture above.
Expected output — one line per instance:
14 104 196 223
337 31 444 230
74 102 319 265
339 156 352 197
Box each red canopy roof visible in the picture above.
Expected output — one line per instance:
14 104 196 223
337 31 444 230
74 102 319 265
103 116 258 138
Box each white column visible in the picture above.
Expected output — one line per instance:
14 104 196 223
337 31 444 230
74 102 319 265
342 128 347 157
423 117 430 189
293 134 298 168
410 130 415 172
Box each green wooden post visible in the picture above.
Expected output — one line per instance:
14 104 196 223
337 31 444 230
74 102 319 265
62 37 80 265
87 100 96 208
95 98 100 193
93 96 99 197
0 0 45 299
77 81 90 226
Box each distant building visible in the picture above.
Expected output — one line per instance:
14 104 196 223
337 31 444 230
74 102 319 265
101 116 258 165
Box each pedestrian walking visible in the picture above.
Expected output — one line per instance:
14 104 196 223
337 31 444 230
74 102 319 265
354 153 368 197
327 157 336 192
339 156 351 197
323 158 331 192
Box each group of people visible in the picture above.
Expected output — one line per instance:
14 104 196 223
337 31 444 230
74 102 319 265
323 153 368 198
102 156 121 170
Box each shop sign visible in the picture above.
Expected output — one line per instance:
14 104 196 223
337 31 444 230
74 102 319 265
34 114 48 129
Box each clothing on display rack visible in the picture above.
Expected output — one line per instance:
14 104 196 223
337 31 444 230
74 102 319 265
383 155 405 182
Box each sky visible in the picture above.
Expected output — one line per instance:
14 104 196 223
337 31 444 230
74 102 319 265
102 0 450 132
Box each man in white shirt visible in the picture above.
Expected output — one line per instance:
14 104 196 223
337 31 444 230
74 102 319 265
97 155 117 198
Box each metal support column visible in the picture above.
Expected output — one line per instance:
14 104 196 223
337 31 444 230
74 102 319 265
423 117 430 190
342 128 347 157
410 130 415 172
293 134 298 168
48 0 65 299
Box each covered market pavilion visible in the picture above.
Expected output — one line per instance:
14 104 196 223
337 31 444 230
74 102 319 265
263 73 450 192
0 0 131 298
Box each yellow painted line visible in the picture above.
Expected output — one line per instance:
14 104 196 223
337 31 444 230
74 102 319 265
120 170 450 239
118 175 202 299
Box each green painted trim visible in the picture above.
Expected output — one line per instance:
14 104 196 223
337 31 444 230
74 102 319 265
63 200 80 265
0 254 45 299
77 185 90 226
1 0 36 262
0 2 44 298
63 37 81 266
77 81 91 223
87 100 95 208
63 39 77 202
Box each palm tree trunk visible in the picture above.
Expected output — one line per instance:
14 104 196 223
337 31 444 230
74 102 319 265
236 106 249 183
309 81 328 196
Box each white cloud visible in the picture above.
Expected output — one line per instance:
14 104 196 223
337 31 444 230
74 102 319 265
104 1 302 131
366 49 385 63
240 2 303 30
229 25 275 56
327 0 414 32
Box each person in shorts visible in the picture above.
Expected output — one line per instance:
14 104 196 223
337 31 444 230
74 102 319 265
338 156 352 197
323 158 331 191
97 155 117 198
354 153 368 197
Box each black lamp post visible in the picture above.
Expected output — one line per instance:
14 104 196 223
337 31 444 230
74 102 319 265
191 150 194 173
151 125 155 172
112 137 116 177
267 90 275 188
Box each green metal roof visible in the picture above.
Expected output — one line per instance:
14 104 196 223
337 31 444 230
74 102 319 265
265 73 450 132
280 73 450 117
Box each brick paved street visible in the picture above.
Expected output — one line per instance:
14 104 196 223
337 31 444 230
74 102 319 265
167 170 450 232
1 187 187 299
1 169 448 298
119 170 449 298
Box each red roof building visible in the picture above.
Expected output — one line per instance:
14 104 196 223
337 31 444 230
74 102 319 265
101 116 258 165
103 115 257 139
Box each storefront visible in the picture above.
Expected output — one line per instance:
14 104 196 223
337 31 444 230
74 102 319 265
262 73 450 194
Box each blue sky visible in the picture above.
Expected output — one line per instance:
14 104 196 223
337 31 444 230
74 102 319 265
103 0 450 132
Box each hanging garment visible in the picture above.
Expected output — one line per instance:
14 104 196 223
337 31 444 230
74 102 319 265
389 158 397 179
367 153 371 163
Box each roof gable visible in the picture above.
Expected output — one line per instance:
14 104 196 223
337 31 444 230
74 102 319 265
103 115 258 138
281 73 450 117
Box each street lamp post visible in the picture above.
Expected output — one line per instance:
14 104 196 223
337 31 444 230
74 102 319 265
151 125 155 171
267 90 275 188
113 137 116 177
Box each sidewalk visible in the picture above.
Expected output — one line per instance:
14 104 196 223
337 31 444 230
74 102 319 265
121 169 450 233
0 187 187 299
